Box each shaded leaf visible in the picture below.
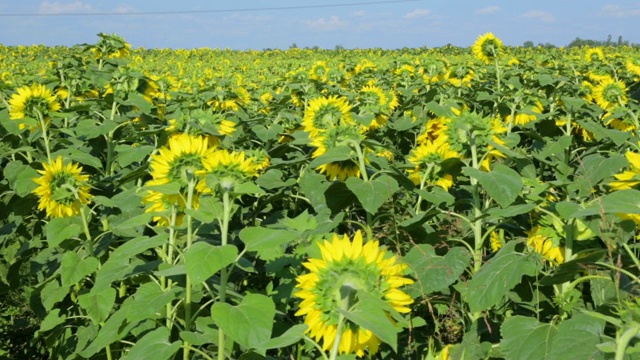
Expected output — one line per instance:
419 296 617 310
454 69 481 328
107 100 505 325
345 175 399 214
211 294 275 350
185 243 237 283
464 165 523 208
501 316 557 360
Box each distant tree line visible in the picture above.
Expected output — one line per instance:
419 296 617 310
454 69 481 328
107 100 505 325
522 35 638 48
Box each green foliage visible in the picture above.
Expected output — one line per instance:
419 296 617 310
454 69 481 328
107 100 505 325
1 34 639 360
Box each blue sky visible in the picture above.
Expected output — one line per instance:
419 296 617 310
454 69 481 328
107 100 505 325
1 0 639 49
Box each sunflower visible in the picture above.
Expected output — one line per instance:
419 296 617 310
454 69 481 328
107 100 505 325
310 61 330 82
302 96 353 138
593 77 628 110
9 83 61 128
584 47 605 63
142 133 214 225
201 148 260 192
407 137 460 190
416 117 450 144
609 151 640 191
357 85 398 130
505 100 544 126
310 123 366 181
446 64 475 87
208 84 251 112
527 226 565 265
489 230 504 252
294 230 414 357
472 33 503 64
626 56 640 78
32 156 92 218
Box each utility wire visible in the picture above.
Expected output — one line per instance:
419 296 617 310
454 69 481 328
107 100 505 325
0 0 424 17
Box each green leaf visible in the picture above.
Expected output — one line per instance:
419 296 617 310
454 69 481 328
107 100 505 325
46 217 83 247
58 148 103 170
464 165 523 208
339 290 401 352
112 212 154 230
576 189 640 217
78 287 116 324
115 144 154 168
255 324 308 351
121 327 181 360
211 294 275 350
121 92 152 114
185 196 222 224
404 245 471 294
308 146 353 167
239 227 299 260
124 283 182 324
256 169 296 190
185 243 237 283
60 253 99 286
548 313 607 360
38 309 66 333
4 161 39 197
416 187 455 206
501 316 557 360
576 119 630 146
465 241 540 313
572 154 626 197
345 175 399 214
94 235 166 289
487 203 536 220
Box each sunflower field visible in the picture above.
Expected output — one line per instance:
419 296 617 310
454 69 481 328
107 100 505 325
1 32 640 359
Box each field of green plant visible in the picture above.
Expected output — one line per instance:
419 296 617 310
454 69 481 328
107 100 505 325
1 33 639 359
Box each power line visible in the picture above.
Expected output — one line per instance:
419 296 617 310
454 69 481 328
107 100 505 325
0 0 424 17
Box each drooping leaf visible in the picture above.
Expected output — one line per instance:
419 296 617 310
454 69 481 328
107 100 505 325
345 175 399 214
239 227 299 260
464 241 540 313
464 165 523 208
185 243 237 283
404 244 471 294
501 316 557 360
120 327 181 360
548 313 608 360
78 287 116 324
211 294 275 350
46 216 83 247
60 252 99 286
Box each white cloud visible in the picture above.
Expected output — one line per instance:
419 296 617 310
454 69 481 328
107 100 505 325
114 5 135 14
476 6 501 15
601 4 640 17
306 16 348 31
404 9 431 19
353 10 366 17
38 0 91 14
521 10 555 23
225 13 271 22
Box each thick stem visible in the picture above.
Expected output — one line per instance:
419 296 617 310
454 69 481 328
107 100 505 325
80 205 94 257
166 207 177 330
615 325 640 360
36 110 52 162
470 138 484 274
329 314 346 360
217 190 232 360
183 180 196 360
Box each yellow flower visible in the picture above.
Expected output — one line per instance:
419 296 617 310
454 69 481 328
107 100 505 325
472 33 503 64
200 148 261 192
593 77 628 110
609 151 640 190
9 83 61 128
303 96 353 138
505 100 544 126
310 123 365 182
310 61 330 82
527 227 565 265
489 231 504 252
585 47 605 63
33 156 92 218
294 230 414 357
142 133 215 225
407 137 459 190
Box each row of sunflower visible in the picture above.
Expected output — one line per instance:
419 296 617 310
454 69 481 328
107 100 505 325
0 33 640 359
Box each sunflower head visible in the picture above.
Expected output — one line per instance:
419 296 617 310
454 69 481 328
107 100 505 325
201 149 261 192
9 83 61 126
294 230 414 356
593 77 628 110
407 137 460 190
310 123 365 181
32 156 92 218
585 48 605 63
91 32 131 59
303 96 354 137
526 226 565 265
472 33 503 64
